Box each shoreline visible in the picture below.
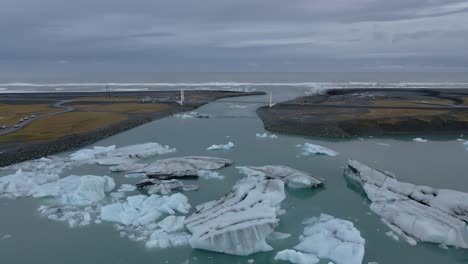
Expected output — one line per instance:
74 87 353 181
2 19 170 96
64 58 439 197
257 88 468 138
0 90 264 167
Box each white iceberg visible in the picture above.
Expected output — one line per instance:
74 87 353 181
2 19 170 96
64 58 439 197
256 133 278 139
145 230 191 249
157 216 186 233
29 175 115 206
185 177 286 256
276 214 365 264
275 249 319 264
70 145 116 161
237 165 324 189
0 169 59 198
296 143 338 156
206 141 234 151
100 193 190 226
345 160 468 248
38 205 99 228
136 179 198 195
70 142 175 165
131 156 233 179
230 104 248 109
413 138 428 143
197 169 225 179
118 184 137 192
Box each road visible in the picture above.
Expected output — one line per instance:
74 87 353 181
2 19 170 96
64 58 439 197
0 100 75 136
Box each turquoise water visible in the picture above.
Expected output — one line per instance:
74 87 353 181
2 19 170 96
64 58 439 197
1 88 468 263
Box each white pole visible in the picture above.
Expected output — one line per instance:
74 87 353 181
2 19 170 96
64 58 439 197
179 89 185 105
269 92 273 107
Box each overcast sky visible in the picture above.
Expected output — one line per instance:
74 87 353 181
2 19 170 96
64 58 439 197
1 0 468 75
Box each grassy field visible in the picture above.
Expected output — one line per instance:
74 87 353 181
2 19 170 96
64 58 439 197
371 99 454 107
0 101 177 143
0 104 58 127
72 97 138 101
0 112 127 142
73 103 172 113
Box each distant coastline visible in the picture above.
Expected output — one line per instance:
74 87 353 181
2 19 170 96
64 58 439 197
0 90 264 167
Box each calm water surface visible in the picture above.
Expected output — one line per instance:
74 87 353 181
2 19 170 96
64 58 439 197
1 87 468 264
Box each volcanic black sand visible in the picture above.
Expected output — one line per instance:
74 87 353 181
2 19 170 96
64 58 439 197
0 90 263 166
257 88 468 138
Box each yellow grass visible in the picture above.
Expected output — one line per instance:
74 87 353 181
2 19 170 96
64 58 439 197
0 112 127 142
0 104 57 126
74 103 172 113
73 97 138 101
337 108 447 120
371 99 453 107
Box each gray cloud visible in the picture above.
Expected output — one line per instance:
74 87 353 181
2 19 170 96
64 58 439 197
0 0 467 77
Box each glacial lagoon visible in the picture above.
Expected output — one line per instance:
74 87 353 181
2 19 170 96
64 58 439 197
1 87 468 264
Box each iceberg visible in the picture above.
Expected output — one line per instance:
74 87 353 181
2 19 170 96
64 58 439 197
413 138 428 143
100 193 192 249
100 193 190 226
29 175 115 206
237 165 324 189
206 142 234 151
296 143 338 156
256 133 278 139
0 169 59 198
131 156 233 179
185 177 286 256
345 160 468 248
197 169 225 179
230 104 248 109
118 184 137 192
70 142 175 165
136 179 199 195
275 214 365 264
38 205 99 228
157 216 186 233
274 249 319 264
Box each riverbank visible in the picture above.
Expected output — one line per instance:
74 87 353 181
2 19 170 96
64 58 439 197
257 88 468 138
0 90 263 166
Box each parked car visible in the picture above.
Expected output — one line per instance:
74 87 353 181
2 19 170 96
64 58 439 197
24 117 29 120
14 125 19 128
0 125 6 129
30 115 36 118
19 119 24 122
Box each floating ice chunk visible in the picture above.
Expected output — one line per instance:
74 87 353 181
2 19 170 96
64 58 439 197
145 230 191 249
30 175 115 206
157 216 186 233
237 165 324 189
197 170 225 179
413 138 428 143
278 214 365 264
256 133 278 139
109 163 148 172
1 234 12 240
0 169 59 198
385 231 399 241
206 142 234 151
230 104 248 109
376 143 390 147
275 249 320 264
70 143 175 165
125 173 146 179
70 145 116 161
268 232 291 241
38 205 99 228
185 177 286 256
132 156 233 179
296 143 338 156
100 193 190 226
345 160 468 248
118 184 137 192
137 179 198 195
